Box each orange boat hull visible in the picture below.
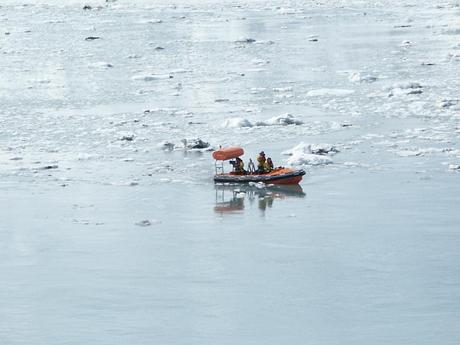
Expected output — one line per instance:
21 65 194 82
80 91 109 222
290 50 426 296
214 168 305 185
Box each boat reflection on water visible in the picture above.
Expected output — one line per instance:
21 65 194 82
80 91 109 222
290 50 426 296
214 183 306 215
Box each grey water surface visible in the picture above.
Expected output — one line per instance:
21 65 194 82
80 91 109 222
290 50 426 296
1 1 460 344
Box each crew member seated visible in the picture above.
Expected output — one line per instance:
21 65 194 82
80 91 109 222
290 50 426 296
265 157 274 172
257 151 266 173
230 157 245 173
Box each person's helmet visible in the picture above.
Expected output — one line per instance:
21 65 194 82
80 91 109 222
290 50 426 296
259 151 265 155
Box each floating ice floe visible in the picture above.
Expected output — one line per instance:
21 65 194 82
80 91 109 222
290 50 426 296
401 40 413 47
88 61 113 68
222 117 253 128
282 142 338 156
251 58 270 65
235 37 256 44
273 87 293 92
158 138 212 151
448 164 460 171
283 142 334 166
135 219 161 226
396 147 460 157
132 74 173 81
249 181 266 189
39 164 59 170
223 114 303 128
447 51 460 60
348 71 377 83
141 19 163 24
180 138 212 150
388 82 423 97
119 133 135 141
306 88 355 97
437 99 459 109
255 114 303 126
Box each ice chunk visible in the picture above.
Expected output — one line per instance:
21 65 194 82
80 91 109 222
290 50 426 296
284 142 333 166
135 219 160 226
180 138 210 150
235 37 256 43
251 58 269 65
39 164 59 170
255 114 303 126
437 99 459 109
88 61 113 68
401 40 413 47
141 19 163 24
348 72 377 83
282 142 338 156
222 118 253 128
132 74 173 81
119 133 135 141
249 181 266 189
157 141 175 151
388 82 423 97
273 87 293 92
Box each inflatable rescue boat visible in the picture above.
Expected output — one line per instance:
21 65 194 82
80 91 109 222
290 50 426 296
213 146 305 185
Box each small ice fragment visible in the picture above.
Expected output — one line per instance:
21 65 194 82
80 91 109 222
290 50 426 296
448 164 460 171
348 72 377 83
135 220 152 227
132 74 172 81
157 141 175 150
40 164 59 170
388 82 423 97
235 37 256 43
401 40 413 47
396 150 423 157
251 58 269 65
143 19 163 24
88 61 113 68
249 181 266 189
119 134 135 141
